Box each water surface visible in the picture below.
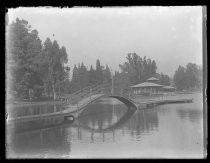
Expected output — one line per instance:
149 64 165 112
7 93 204 158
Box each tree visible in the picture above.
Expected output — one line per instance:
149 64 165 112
56 46 69 88
159 73 170 86
173 65 187 90
119 53 157 86
88 65 96 85
40 38 69 99
103 65 111 85
6 18 70 100
185 63 201 89
173 63 202 90
96 59 103 84
79 62 88 88
6 18 43 98
70 65 79 92
151 60 157 77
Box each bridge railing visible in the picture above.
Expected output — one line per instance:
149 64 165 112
61 83 134 106
65 84 110 105
106 87 135 99
10 85 134 120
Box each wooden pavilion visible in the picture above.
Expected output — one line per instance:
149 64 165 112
131 77 164 95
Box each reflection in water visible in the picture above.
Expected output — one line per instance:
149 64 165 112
77 104 136 132
8 104 67 118
7 94 204 158
12 116 65 133
8 126 71 158
125 108 159 136
177 109 202 123
8 99 138 158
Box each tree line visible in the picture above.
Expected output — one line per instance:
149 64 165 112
69 60 112 93
7 18 70 100
173 63 202 90
69 53 171 94
113 53 171 92
7 18 202 101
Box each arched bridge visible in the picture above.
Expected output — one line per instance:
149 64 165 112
8 84 138 122
61 84 138 120
63 94 137 120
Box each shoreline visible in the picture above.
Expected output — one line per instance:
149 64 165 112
6 92 202 107
6 100 70 107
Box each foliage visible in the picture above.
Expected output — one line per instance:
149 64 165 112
119 53 157 86
156 73 171 86
70 60 112 92
8 18 191 101
95 59 103 84
6 18 70 100
173 63 202 90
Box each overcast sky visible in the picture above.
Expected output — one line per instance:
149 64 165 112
7 6 203 77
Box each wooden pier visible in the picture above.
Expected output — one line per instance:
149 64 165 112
137 98 193 109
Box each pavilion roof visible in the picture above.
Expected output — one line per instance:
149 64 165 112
146 77 159 81
131 82 164 88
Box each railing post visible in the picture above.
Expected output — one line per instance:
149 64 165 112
90 88 92 101
77 101 79 117
111 74 114 95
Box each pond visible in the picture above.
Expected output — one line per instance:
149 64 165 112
6 93 205 158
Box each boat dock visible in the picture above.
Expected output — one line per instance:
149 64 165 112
137 98 193 109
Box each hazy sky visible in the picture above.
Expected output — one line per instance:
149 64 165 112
7 6 203 77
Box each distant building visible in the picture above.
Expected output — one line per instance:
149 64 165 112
131 77 164 95
161 86 176 92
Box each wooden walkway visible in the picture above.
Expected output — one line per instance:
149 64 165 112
137 98 193 109
7 94 105 122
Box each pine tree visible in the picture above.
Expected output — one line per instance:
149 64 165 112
103 65 111 85
173 65 186 90
88 65 96 85
96 59 103 84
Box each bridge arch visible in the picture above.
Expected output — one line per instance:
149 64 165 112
81 94 138 111
64 94 138 121
107 95 137 109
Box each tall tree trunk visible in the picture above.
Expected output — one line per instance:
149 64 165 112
58 84 61 97
44 82 47 96
52 83 56 100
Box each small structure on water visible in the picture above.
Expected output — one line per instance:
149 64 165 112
131 77 164 95
161 86 176 92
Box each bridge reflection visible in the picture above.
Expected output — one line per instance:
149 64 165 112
7 101 159 158
73 104 136 133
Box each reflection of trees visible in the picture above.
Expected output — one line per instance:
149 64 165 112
177 109 202 123
124 108 159 136
10 126 70 158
